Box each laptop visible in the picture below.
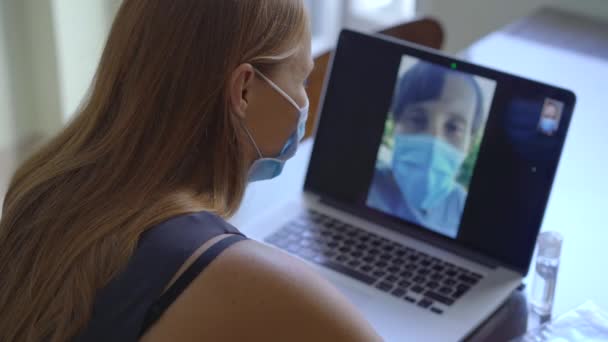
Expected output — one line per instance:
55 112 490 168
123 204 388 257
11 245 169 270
247 30 576 341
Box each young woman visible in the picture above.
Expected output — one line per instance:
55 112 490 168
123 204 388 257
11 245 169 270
0 1 380 341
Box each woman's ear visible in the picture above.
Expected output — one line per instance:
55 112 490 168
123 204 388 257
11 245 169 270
229 63 256 119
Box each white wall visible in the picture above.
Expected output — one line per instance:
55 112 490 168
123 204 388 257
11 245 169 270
1 0 118 150
0 0 36 150
0 0 70 150
420 0 608 52
23 0 63 138
51 0 114 121
0 3 17 149
105 0 122 24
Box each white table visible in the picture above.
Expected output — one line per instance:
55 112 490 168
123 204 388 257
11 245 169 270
231 30 608 326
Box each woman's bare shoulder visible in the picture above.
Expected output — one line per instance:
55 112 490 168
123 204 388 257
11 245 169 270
141 238 381 341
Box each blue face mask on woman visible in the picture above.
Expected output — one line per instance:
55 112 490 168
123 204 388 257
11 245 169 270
392 134 465 212
244 69 309 182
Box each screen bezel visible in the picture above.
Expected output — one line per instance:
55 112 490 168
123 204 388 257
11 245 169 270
304 29 576 275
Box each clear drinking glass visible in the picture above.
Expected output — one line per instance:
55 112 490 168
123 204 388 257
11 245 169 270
530 231 563 318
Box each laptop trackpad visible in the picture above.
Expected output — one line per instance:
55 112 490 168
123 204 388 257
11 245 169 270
330 277 374 308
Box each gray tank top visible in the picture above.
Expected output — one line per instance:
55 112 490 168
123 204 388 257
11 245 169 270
75 211 247 341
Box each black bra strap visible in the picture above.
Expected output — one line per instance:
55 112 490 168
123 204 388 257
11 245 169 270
139 234 247 337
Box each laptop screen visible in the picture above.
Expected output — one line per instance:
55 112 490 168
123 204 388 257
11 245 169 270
305 30 575 274
366 56 497 239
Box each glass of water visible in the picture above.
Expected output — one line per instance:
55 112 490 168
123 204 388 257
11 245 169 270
530 231 563 318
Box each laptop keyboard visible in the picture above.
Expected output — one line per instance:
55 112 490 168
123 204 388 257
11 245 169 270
265 210 484 315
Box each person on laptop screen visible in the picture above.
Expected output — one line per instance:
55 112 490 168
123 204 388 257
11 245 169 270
368 60 489 238
538 99 563 136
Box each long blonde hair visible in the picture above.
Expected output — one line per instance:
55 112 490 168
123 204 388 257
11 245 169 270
0 0 308 340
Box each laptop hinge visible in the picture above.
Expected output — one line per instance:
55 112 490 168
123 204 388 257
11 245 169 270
303 191 321 203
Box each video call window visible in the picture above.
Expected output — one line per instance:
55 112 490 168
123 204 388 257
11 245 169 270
538 98 564 136
366 56 497 239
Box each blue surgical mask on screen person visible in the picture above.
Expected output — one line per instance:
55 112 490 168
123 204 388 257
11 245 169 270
539 117 558 133
245 69 310 182
391 134 465 212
